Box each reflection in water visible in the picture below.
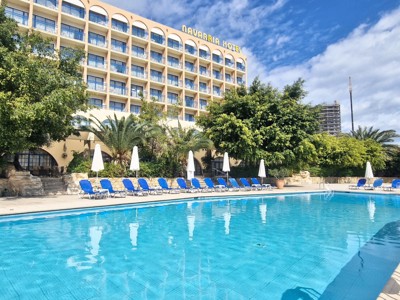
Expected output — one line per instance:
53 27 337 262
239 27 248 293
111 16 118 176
129 222 139 249
223 212 231 235
259 203 267 224
367 199 376 222
89 226 103 256
187 215 195 240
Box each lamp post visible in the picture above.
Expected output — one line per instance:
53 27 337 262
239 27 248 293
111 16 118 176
348 76 354 132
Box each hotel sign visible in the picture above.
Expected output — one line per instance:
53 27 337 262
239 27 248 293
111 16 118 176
181 25 241 53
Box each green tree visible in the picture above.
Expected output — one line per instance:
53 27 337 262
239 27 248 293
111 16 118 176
197 78 320 169
84 114 146 167
164 122 213 176
0 7 87 162
348 125 399 157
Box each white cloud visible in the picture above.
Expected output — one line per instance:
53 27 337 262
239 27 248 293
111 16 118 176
260 7 400 134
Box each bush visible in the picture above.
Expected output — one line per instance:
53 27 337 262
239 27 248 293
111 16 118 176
67 152 91 173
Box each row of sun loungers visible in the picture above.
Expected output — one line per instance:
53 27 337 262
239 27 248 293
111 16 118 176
79 177 273 199
349 178 400 191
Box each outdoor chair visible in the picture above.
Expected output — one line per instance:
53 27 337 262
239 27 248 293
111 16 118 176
79 179 108 199
383 179 400 191
122 178 146 196
157 178 180 194
203 178 224 192
138 178 163 195
100 179 126 197
251 178 272 190
364 178 384 190
191 178 209 192
239 178 259 190
348 178 367 190
217 177 238 191
229 178 246 191
176 178 196 193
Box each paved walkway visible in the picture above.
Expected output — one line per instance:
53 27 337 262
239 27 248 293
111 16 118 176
1 182 399 299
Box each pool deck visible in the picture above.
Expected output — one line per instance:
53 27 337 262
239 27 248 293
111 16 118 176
1 182 399 299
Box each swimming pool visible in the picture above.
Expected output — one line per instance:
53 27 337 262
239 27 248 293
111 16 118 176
0 192 399 299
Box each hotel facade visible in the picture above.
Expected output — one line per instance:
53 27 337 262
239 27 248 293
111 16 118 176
3 0 247 174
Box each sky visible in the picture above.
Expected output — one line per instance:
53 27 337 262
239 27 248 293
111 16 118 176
103 0 400 134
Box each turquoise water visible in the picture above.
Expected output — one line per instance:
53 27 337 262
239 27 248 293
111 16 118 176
0 192 399 299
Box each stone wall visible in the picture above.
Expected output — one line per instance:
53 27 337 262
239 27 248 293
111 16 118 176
7 171 44 196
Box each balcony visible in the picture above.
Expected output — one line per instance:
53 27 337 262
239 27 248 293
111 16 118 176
185 83 197 91
168 97 181 105
87 83 106 92
35 0 58 10
237 64 246 72
167 79 182 87
199 87 210 94
109 87 127 96
150 75 165 83
150 56 165 64
185 66 197 73
131 90 147 99
111 46 128 54
110 65 128 74
168 61 182 70
61 30 84 41
34 22 57 34
131 71 147 79
87 61 107 70
185 100 197 108
150 95 165 102
132 51 147 60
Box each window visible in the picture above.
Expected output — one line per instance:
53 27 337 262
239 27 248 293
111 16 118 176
131 85 143 98
62 2 84 19
111 38 127 53
60 46 78 60
89 98 103 108
87 75 104 91
185 61 194 72
225 73 231 82
225 58 233 67
199 49 209 59
200 99 208 110
151 32 164 44
168 92 179 104
185 78 194 90
185 113 195 122
33 15 56 33
212 54 222 64
168 56 180 68
237 77 243 84
131 65 145 78
213 85 221 96
213 69 221 80
89 11 107 26
199 66 208 76
130 104 141 115
61 23 84 41
132 26 147 39
110 100 125 112
110 80 126 95
167 74 179 86
110 59 127 74
185 96 195 108
5 7 28 25
150 70 163 82
150 50 163 63
237 62 245 71
150 88 163 101
199 82 208 93
132 45 146 58
35 0 57 10
111 19 128 33
185 44 196 55
88 54 105 69
88 32 106 47
168 38 181 50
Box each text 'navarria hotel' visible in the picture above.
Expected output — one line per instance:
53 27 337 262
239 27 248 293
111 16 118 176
181 25 241 53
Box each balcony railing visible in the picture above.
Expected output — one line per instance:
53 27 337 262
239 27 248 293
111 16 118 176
168 97 181 105
168 61 182 69
185 66 197 73
110 65 128 74
199 87 210 94
167 79 182 87
88 39 107 48
131 90 147 98
150 56 165 64
35 0 58 10
87 61 107 70
150 95 165 102
111 46 128 54
131 71 147 79
34 23 57 34
87 83 107 92
132 51 147 59
185 84 197 91
150 75 165 83
185 100 198 108
61 30 84 41
109 87 127 95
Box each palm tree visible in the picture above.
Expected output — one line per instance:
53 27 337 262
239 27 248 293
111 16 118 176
165 122 213 176
84 114 147 166
348 126 399 156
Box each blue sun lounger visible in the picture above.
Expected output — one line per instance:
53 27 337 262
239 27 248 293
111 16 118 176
348 178 367 190
204 177 225 192
229 178 246 191
157 178 180 193
100 178 126 197
239 178 258 190
122 178 146 196
138 178 163 194
191 178 209 192
218 177 239 191
176 178 195 193
79 179 108 199
383 179 400 191
251 178 272 190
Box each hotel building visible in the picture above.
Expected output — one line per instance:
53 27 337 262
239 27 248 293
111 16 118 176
318 101 341 136
3 0 247 173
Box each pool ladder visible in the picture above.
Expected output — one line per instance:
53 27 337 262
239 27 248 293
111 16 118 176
320 178 334 200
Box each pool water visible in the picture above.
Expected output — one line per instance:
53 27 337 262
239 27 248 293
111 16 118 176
1 192 399 299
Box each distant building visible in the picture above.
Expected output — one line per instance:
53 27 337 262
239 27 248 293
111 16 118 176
319 101 341 136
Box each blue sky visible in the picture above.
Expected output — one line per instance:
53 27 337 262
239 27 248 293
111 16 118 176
103 0 400 134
